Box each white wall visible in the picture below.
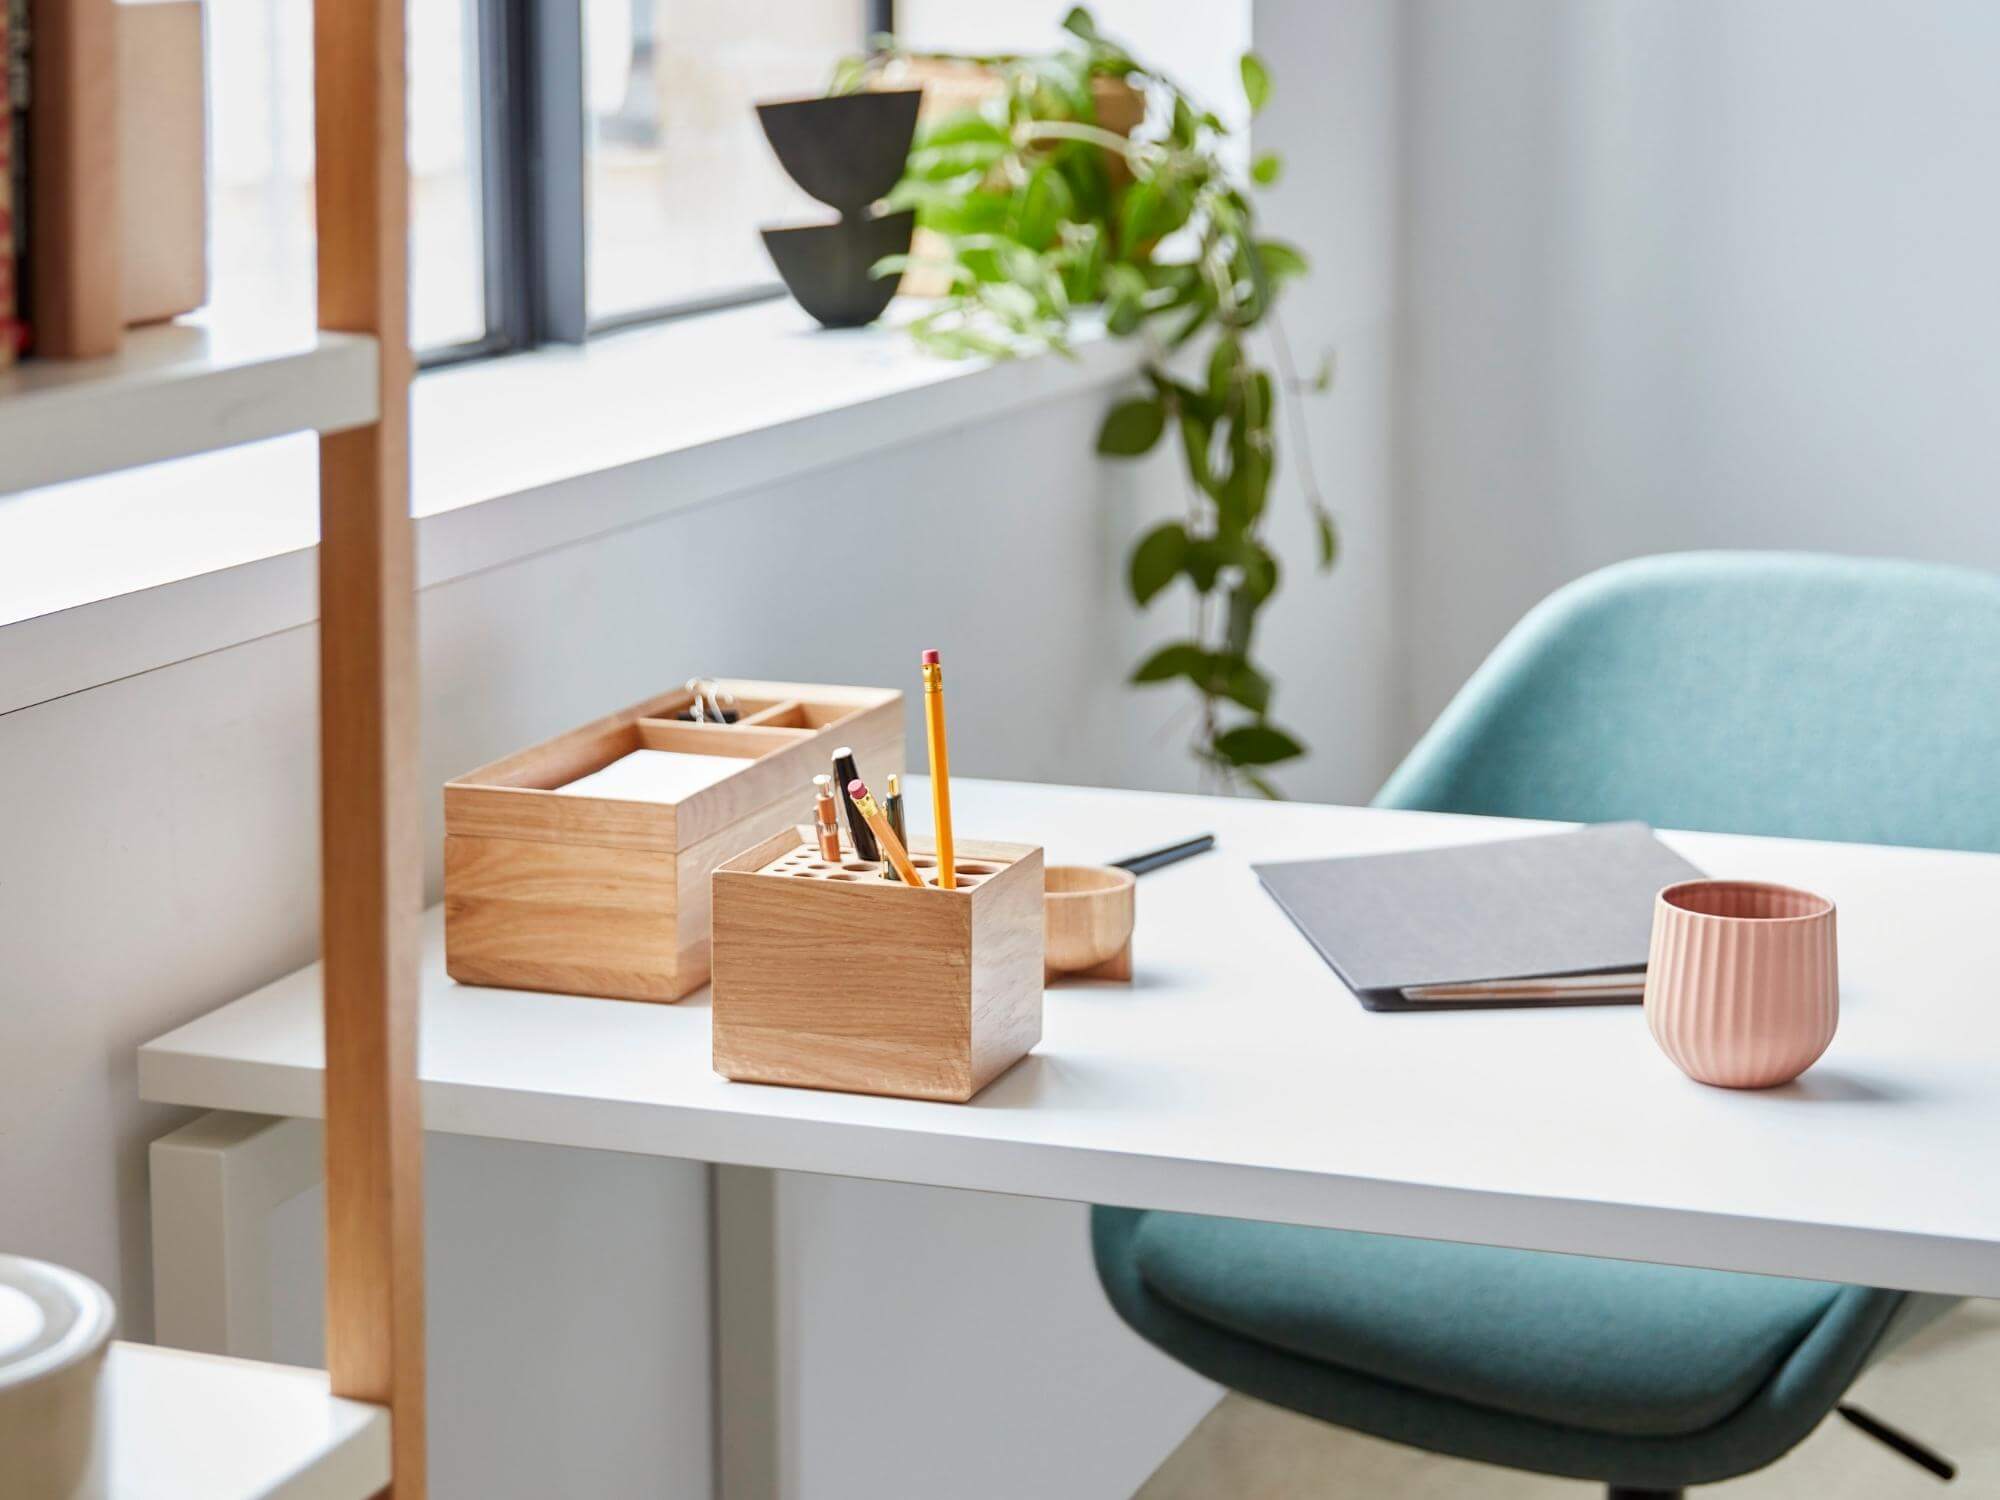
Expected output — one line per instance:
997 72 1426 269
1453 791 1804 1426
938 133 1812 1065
1400 0 2000 730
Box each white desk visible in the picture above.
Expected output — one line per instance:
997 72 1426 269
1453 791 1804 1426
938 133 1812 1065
140 778 2000 1298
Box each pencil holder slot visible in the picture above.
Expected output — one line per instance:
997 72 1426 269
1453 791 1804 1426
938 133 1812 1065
711 829 1046 1102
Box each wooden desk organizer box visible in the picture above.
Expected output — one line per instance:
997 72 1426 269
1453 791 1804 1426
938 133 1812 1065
444 680 903 1002
712 830 1045 1102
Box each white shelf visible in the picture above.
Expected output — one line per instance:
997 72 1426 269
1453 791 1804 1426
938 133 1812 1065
0 324 378 495
103 1341 389 1500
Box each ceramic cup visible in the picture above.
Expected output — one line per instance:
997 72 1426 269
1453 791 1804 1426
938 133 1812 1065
1044 865 1137 980
1645 879 1838 1088
0 1254 115 1500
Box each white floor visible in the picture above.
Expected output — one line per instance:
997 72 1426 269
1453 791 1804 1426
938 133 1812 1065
1135 1300 1999 1498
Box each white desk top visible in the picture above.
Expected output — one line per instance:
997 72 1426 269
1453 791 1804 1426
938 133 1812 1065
140 780 2000 1297
105 1342 389 1500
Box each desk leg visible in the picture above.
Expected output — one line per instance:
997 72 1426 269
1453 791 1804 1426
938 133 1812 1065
149 1111 324 1357
713 1164 780 1500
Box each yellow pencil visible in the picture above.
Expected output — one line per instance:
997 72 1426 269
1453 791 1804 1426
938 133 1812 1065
848 779 926 887
921 648 955 889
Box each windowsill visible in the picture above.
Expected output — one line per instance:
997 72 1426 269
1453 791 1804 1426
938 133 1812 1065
0 298 1142 716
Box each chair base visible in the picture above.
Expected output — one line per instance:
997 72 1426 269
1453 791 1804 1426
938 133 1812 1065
1607 1488 1683 1500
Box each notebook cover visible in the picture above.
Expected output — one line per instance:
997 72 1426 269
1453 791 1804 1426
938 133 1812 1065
1254 822 1703 1012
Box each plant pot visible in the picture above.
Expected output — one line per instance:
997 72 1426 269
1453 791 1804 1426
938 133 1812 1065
760 211 915 330
756 89 922 217
756 89 923 327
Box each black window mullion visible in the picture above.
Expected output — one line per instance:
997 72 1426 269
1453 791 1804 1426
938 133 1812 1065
524 0 589 343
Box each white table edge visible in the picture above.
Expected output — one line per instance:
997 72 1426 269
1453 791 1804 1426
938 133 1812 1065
133 1048 1998 1299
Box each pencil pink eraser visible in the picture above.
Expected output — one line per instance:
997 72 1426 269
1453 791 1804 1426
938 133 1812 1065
848 779 867 799
921 648 940 665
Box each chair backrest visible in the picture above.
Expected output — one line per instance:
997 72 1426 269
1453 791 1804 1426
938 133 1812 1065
1376 552 2000 853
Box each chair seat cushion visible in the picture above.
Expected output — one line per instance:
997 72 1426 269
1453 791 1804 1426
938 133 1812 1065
1130 1213 1842 1437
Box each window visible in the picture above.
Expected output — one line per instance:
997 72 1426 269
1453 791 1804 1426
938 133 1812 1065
583 1 865 326
207 0 865 361
212 5 1282 365
204 0 489 355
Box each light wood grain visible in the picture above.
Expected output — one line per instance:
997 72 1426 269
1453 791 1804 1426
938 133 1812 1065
443 685 901 1002
712 833 1045 1102
29 0 120 356
444 835 682 1002
1044 864 1136 982
315 0 424 1493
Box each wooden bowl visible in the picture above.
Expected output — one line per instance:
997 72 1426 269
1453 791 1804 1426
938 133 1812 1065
1044 865 1136 982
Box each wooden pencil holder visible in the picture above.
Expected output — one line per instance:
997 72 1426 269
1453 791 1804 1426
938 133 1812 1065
444 679 903 1003
711 829 1045 1102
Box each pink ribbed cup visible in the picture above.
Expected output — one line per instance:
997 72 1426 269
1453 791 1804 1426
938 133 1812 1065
1645 880 1838 1089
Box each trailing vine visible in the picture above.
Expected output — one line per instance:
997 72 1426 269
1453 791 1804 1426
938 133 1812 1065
860 7 1335 794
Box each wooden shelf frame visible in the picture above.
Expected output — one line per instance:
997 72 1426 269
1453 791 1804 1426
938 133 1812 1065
313 1 427 1497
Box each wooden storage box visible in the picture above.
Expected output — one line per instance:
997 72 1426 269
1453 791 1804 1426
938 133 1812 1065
711 829 1045 1102
444 680 903 1002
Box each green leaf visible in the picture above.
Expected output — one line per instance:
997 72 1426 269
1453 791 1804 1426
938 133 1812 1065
1213 722 1305 766
1183 537 1227 592
905 139 1009 180
1311 349 1336 393
1131 640 1209 683
1214 655 1272 714
828 55 870 97
915 112 1011 148
981 280 1041 325
1061 5 1100 41
1250 151 1283 186
1251 370 1274 429
1240 52 1272 114
1179 410 1215 496
1127 522 1189 605
1019 165 1074 251
1314 507 1340 570
1118 180 1162 252
1097 396 1166 456
1206 338 1241 409
1234 538 1279 604
1257 239 1310 282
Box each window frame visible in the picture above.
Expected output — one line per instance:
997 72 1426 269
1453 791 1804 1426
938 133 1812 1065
419 0 890 368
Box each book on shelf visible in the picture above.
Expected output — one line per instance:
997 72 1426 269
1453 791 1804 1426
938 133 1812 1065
26 0 118 359
0 0 17 364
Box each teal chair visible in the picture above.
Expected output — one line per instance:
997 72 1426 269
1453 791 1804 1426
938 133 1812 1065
1095 553 2000 1497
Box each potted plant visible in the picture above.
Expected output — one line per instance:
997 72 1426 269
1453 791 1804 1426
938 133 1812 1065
857 8 1335 794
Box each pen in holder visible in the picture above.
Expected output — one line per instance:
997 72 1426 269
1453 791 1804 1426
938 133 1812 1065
712 827 1045 1102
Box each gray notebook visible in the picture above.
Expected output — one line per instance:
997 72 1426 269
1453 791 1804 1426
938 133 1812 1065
1254 822 1703 1011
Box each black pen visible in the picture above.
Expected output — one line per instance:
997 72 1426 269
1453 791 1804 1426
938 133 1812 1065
1111 834 1216 875
831 746 879 861
886 774 907 856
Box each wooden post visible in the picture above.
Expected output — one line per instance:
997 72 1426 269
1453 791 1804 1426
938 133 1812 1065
314 0 424 1496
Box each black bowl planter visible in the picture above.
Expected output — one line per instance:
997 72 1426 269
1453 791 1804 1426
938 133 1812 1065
755 89 922 329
